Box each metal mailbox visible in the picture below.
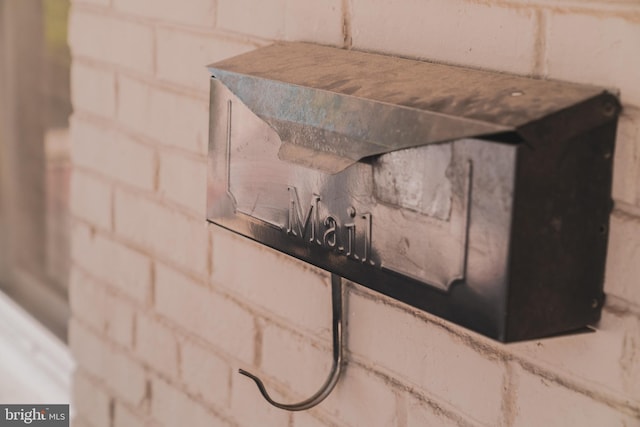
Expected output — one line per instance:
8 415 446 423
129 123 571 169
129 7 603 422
206 42 620 342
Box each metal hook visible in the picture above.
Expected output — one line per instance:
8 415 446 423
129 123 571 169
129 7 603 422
238 273 345 411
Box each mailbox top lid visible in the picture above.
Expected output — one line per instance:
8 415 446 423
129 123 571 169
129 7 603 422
208 43 620 173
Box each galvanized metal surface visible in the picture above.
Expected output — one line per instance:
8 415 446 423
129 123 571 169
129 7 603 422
206 43 619 341
208 43 617 174
208 80 516 293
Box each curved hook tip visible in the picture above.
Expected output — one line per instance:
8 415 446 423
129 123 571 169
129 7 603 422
238 368 259 382
236 274 345 412
238 368 267 392
238 368 268 392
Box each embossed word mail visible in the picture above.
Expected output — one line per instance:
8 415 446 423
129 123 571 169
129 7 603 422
286 186 375 265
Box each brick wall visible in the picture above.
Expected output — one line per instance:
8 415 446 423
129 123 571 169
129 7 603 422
67 0 640 426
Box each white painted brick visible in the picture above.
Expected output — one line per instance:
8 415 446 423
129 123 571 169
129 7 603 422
211 227 331 336
154 263 254 363
135 314 179 377
260 323 332 399
117 76 209 155
70 171 112 229
612 107 640 207
621 316 640 402
73 372 112 427
291 412 337 427
113 0 215 28
104 295 136 348
114 189 208 274
69 269 135 348
546 12 640 107
405 393 461 427
605 211 640 307
100 348 147 406
150 378 231 427
217 0 343 44
350 0 538 75
71 416 96 427
179 340 231 407
283 0 344 45
513 364 639 427
70 269 106 332
70 320 146 405
113 404 145 427
71 63 115 118
321 365 398 427
66 2 640 427
158 151 207 215
156 29 257 92
348 292 505 426
69 318 101 368
71 119 155 191
230 374 292 427
72 223 153 303
69 10 153 73
217 0 286 39
510 310 640 403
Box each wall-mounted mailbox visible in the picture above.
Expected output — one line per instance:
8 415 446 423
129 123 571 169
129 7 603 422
207 42 620 342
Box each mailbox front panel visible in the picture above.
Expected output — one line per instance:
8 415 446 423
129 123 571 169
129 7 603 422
206 43 619 341
208 79 521 339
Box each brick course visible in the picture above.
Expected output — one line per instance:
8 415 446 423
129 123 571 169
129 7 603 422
156 28 258 92
71 118 156 192
72 372 112 427
154 263 255 363
69 9 154 74
158 151 207 215
350 0 539 74
70 63 116 119
116 76 210 155
512 364 640 426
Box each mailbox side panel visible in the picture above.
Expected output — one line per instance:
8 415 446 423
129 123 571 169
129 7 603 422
506 120 617 341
